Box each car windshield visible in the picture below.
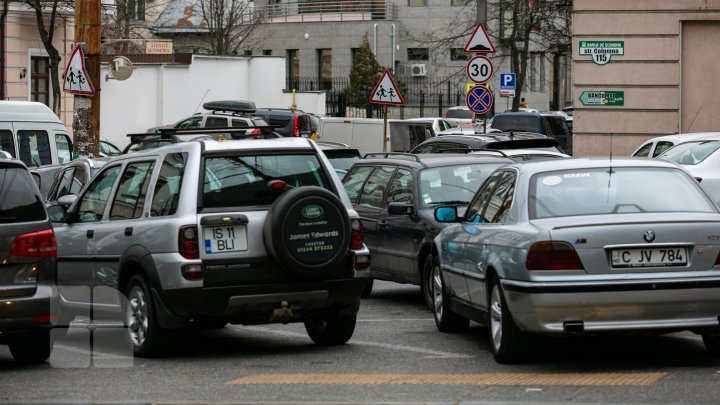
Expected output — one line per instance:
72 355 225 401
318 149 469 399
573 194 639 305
202 153 330 208
657 140 720 165
323 151 361 174
529 167 715 219
419 163 505 208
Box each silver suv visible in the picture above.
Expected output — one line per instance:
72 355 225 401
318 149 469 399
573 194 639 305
50 138 370 357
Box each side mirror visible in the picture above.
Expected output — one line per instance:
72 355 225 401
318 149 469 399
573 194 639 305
434 206 459 223
47 204 67 223
57 194 77 207
388 201 413 216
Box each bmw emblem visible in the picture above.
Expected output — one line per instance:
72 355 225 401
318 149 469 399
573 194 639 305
643 230 656 243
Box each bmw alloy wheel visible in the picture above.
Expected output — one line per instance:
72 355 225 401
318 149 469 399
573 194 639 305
489 283 503 352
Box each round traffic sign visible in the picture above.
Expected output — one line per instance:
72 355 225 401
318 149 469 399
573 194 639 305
466 55 493 84
466 86 493 115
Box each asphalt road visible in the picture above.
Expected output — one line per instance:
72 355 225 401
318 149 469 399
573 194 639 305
1 281 719 404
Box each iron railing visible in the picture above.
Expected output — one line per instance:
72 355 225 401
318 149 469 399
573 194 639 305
263 0 398 23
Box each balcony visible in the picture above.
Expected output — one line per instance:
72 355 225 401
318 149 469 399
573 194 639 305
263 0 398 23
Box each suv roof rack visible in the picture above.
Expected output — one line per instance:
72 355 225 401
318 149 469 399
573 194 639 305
202 100 257 114
435 148 509 157
126 126 280 144
363 152 421 162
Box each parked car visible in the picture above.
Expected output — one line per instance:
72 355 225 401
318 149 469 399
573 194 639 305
656 135 720 205
99 140 123 157
0 100 73 166
0 153 57 363
341 152 513 306
404 117 454 136
45 157 110 207
49 137 370 357
469 148 571 162
488 111 573 155
410 133 565 155
147 100 273 135
316 141 362 176
430 157 720 363
443 106 474 127
631 132 719 158
30 164 64 200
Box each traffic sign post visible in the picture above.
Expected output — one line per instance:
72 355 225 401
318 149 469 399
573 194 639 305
369 69 404 152
466 55 493 84
464 22 496 54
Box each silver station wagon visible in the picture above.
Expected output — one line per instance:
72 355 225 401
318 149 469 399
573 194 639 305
431 157 720 363
50 138 370 357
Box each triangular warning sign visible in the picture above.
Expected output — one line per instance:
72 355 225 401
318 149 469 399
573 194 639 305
63 44 95 96
464 22 496 54
369 70 404 105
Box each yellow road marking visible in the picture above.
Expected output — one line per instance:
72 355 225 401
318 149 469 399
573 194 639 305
227 373 666 386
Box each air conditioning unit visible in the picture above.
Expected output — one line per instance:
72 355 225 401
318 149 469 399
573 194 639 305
410 63 427 77
396 64 409 76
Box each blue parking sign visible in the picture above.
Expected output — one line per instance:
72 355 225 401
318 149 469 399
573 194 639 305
500 73 516 90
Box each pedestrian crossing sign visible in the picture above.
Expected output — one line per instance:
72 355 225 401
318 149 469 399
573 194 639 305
63 44 95 96
369 69 404 105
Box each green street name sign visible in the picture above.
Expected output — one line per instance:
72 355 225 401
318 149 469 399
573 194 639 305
579 41 624 65
580 91 625 106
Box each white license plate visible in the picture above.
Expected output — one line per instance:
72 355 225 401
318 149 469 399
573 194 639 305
204 225 248 253
611 247 687 268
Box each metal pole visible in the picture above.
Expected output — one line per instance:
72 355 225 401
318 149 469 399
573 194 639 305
391 24 395 71
73 0 101 158
373 24 378 55
382 105 388 152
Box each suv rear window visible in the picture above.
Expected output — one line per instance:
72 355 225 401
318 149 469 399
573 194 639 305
492 116 540 132
203 153 330 208
0 166 46 222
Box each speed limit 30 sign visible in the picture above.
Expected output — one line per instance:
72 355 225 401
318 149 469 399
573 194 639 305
466 55 493 84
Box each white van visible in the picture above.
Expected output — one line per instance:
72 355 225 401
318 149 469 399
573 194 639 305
0 101 73 167
317 117 434 156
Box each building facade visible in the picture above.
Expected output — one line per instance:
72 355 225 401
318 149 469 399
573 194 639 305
573 0 720 155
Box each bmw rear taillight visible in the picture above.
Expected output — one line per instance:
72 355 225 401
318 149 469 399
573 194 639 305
178 225 199 259
526 241 584 270
10 229 57 258
350 219 364 250
293 115 299 137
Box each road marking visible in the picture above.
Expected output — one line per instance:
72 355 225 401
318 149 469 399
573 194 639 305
227 372 667 386
242 325 473 359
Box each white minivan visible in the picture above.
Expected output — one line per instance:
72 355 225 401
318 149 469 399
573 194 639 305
317 117 434 156
0 101 73 167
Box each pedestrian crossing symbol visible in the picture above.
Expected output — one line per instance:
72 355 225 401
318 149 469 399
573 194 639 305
369 69 404 105
63 44 95 96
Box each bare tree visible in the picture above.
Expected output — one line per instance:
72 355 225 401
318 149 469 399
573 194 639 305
197 0 266 55
412 0 572 111
24 0 73 115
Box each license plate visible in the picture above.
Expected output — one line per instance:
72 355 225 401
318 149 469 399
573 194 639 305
204 225 248 253
611 247 687 268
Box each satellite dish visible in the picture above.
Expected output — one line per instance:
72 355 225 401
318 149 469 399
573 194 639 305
106 56 133 81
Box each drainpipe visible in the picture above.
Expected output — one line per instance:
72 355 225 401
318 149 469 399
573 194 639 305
1 0 8 100
391 23 395 72
373 23 377 55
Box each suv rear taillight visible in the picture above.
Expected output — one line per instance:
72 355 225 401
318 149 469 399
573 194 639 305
293 115 299 137
178 225 199 259
350 219 364 250
525 241 584 271
10 229 56 257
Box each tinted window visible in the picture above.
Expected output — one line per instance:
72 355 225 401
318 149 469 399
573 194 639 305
358 166 395 208
268 116 292 136
55 134 72 163
176 116 203 128
110 161 155 220
151 153 186 216
419 163 504 208
18 130 51 166
323 151 361 174
483 171 515 223
231 119 250 128
491 116 540 132
446 109 472 119
342 166 373 203
101 141 122 156
546 116 569 136
205 117 228 128
632 142 653 157
203 153 328 208
465 171 503 223
77 166 121 223
0 130 16 157
0 166 45 222
658 141 720 165
386 169 413 204
654 141 675 157
412 144 436 154
529 168 715 219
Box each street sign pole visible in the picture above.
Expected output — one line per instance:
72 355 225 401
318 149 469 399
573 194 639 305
383 105 388 152
73 0 101 158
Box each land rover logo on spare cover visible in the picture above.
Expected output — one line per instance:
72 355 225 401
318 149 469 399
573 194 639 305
301 204 324 220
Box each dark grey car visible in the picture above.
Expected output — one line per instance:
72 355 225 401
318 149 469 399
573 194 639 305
0 154 57 363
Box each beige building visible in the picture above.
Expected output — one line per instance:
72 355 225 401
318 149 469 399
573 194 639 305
574 1 720 155
1 4 74 125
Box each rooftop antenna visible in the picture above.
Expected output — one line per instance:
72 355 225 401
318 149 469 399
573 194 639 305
194 89 211 113
686 101 705 133
607 133 613 202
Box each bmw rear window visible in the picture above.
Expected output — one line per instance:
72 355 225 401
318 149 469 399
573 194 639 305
202 153 330 208
0 166 46 223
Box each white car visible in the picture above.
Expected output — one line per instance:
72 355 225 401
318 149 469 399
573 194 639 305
631 132 720 158
657 134 720 205
404 117 454 136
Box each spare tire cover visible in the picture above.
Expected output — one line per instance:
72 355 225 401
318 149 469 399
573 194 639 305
264 186 351 276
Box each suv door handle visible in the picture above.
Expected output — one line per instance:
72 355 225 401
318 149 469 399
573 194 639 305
124 227 133 237
378 220 387 227
86 230 94 238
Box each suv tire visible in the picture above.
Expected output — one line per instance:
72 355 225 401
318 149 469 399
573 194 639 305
125 274 167 358
304 313 357 345
264 186 351 276
9 330 52 364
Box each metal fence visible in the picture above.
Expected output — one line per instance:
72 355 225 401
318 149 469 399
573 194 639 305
288 76 477 119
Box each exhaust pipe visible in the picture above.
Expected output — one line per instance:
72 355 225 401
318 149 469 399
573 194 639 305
563 321 584 335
